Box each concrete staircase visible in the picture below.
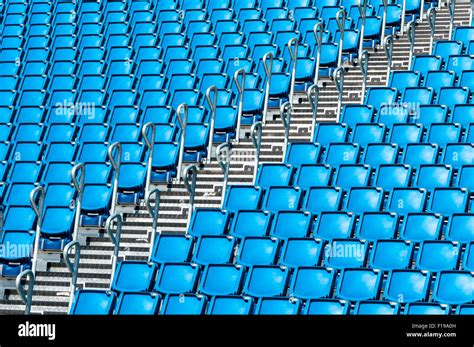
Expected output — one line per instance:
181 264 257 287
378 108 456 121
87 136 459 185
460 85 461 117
0 1 471 314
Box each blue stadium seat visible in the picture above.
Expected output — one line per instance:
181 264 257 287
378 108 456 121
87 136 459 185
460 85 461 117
416 241 460 272
401 213 442 242
255 164 293 189
334 165 371 190
370 240 413 271
199 264 245 296
111 261 157 293
229 210 271 238
160 294 207 315
207 296 254 315
388 188 427 214
237 237 279 267
70 290 117 315
415 165 453 188
154 263 200 294
356 212 398 241
354 301 400 315
289 267 335 300
346 187 384 213
223 185 263 213
150 234 194 264
405 303 451 315
303 187 343 213
429 188 469 214
314 212 355 241
384 270 431 303
269 211 312 240
243 266 289 298
432 271 473 305
114 292 161 315
192 235 235 265
294 164 332 189
303 299 350 315
188 208 229 237
285 142 321 167
279 238 323 268
325 239 367 269
336 268 382 301
375 164 411 190
363 143 399 166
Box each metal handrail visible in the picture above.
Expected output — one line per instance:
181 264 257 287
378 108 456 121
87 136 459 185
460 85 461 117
448 0 456 40
250 121 263 184
29 186 44 275
262 51 274 126
336 9 346 67
333 66 345 123
183 165 198 226
216 143 231 202
205 85 218 163
400 0 407 35
63 241 81 313
358 0 368 58
105 213 122 287
107 142 122 215
141 122 156 194
428 7 437 55
280 101 292 159
384 34 394 84
176 103 189 181
381 0 389 44
233 68 246 144
15 270 35 315
287 37 299 106
307 84 320 141
313 22 324 84
71 163 85 242
360 50 370 104
407 20 416 69
145 188 161 262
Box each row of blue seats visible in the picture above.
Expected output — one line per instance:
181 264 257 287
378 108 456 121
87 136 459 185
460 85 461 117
255 162 472 190
149 233 474 271
187 207 474 242
70 261 472 310
71 290 474 315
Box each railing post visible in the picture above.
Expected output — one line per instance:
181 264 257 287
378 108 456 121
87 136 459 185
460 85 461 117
358 0 368 59
287 37 299 107
250 121 263 184
313 22 324 84
400 0 407 35
360 50 370 104
307 84 320 141
63 241 81 313
427 7 437 55
105 213 122 286
107 142 122 215
183 165 198 226
419 0 425 23
145 188 160 262
262 52 274 126
407 20 416 69
333 67 345 123
280 102 292 160
71 163 85 242
384 34 394 83
175 103 189 181
216 143 231 202
336 9 346 67
448 0 456 40
15 270 35 315
141 122 155 194
233 68 246 145
205 85 218 163
381 0 388 44
29 186 44 275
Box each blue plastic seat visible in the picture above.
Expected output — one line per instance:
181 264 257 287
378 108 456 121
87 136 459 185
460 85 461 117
370 240 413 271
288 267 335 300
279 238 323 268
200 264 245 296
262 186 302 213
352 123 386 146
456 304 474 315
0 230 35 276
403 143 439 167
243 266 289 298
341 105 374 126
303 187 343 213
229 210 271 238
356 212 398 241
463 242 474 271
325 143 360 166
414 105 448 127
458 165 474 191
206 295 253 315
70 290 117 315
303 299 349 315
111 261 157 293
375 164 411 190
446 214 474 243
255 164 293 189
254 297 301 315
363 143 399 167
150 234 194 264
154 263 200 295
314 212 355 241
424 70 455 92
294 164 332 189
412 55 442 78
416 241 460 272
354 301 400 315
389 71 420 93
389 123 424 147
313 123 349 146
401 213 442 242
336 268 382 301
115 292 161 315
285 142 321 166
188 208 229 237
405 303 451 315
334 164 371 190
237 237 279 267
223 185 263 213
452 104 474 127
388 188 427 214
443 144 473 169
415 165 453 189
384 270 431 303
346 187 384 213
160 294 207 315
270 211 312 240
80 184 112 226
325 239 368 269
429 188 469 215
432 271 473 305
365 87 398 112
438 87 470 112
